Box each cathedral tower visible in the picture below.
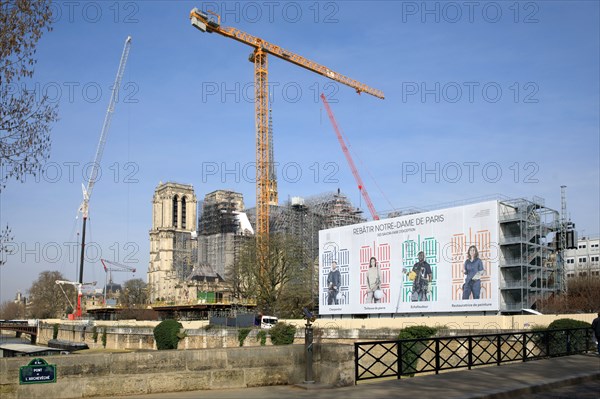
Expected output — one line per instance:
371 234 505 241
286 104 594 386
148 182 197 302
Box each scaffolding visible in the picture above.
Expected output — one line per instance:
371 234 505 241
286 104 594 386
199 190 245 235
173 231 197 282
251 190 366 261
498 197 561 312
198 190 250 281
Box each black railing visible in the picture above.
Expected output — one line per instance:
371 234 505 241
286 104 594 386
354 327 595 383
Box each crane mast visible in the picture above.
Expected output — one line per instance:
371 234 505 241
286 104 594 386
189 8 384 274
320 94 379 220
55 280 96 319
77 36 132 284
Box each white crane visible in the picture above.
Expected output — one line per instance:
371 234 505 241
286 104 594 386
55 280 96 319
77 36 132 284
100 259 136 305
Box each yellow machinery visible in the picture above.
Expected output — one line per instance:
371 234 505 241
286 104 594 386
190 8 384 272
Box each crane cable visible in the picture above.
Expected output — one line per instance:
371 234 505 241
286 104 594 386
57 283 74 310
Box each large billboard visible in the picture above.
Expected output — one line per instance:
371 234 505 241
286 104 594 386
319 200 499 315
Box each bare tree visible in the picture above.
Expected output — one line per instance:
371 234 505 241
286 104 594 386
227 236 258 302
0 224 13 266
1 0 57 189
538 276 600 314
0 300 25 319
121 278 148 308
1 1 57 268
28 270 75 319
231 233 311 315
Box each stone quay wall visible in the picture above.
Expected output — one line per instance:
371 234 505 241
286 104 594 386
0 343 353 398
34 313 596 351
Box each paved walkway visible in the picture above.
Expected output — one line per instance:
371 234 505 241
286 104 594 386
100 354 600 399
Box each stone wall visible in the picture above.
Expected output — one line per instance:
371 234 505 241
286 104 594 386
35 313 596 351
3 313 595 398
36 323 310 351
0 343 354 398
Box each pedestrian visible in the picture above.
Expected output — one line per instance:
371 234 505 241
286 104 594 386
592 312 600 355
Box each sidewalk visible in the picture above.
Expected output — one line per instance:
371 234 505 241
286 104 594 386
100 354 600 399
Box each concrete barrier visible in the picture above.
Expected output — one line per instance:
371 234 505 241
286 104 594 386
0 343 354 398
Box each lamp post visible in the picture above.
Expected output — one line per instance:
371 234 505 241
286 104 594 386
303 307 315 384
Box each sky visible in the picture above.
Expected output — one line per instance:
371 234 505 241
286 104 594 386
1 1 599 303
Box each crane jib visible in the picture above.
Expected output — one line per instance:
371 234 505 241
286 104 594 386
189 6 384 265
190 8 384 100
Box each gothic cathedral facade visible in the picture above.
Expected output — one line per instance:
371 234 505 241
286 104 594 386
148 182 197 302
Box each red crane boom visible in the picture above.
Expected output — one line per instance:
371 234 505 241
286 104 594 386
320 93 379 220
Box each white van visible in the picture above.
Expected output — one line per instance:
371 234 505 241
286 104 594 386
260 315 278 329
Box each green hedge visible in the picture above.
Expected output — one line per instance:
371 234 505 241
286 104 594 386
238 328 251 347
269 322 296 345
398 325 437 340
547 318 591 330
153 319 183 350
256 330 267 346
545 318 592 356
398 326 438 376
92 326 98 343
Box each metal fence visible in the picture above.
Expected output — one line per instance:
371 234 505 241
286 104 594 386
354 327 595 383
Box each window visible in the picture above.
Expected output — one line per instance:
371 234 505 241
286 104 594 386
566 258 574 264
591 256 599 262
172 195 178 227
578 257 587 263
567 273 574 278
181 196 187 229
579 271 588 277
591 243 599 248
578 244 586 249
593 271 600 276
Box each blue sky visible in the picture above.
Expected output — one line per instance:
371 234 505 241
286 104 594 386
1 1 599 303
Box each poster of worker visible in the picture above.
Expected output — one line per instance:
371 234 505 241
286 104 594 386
321 242 350 308
318 200 499 315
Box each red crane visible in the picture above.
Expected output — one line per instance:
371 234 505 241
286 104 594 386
320 93 379 220
100 259 136 305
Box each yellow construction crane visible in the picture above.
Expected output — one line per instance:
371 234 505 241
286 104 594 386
189 7 384 266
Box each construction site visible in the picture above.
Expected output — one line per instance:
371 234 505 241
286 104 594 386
146 183 368 317
144 179 574 319
37 7 579 321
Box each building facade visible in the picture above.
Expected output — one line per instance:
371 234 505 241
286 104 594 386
147 185 366 307
148 182 198 302
564 236 600 278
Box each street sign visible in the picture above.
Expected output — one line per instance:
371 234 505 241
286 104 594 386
19 358 56 384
